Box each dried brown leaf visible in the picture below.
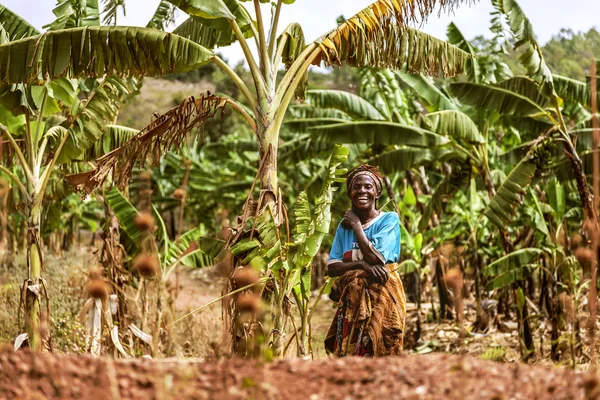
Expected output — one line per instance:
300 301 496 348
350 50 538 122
67 93 227 193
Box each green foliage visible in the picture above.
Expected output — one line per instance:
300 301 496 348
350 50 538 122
553 74 599 109
290 145 348 296
359 68 411 123
396 72 457 111
2 0 596 362
481 346 506 362
168 0 254 49
483 248 542 290
101 0 125 25
167 0 235 20
449 82 546 117
447 22 481 83
61 77 140 163
308 121 449 147
42 193 101 235
424 110 485 144
278 23 307 99
537 28 600 81
230 208 281 272
0 26 214 85
227 145 348 307
306 90 385 121
418 160 472 233
44 0 100 30
88 125 139 160
315 24 470 77
0 5 39 40
493 0 555 96
105 186 146 247
146 0 176 30
370 146 459 175
484 149 537 228
106 187 220 270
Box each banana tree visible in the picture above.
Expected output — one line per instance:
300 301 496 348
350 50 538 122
0 82 74 350
0 1 175 349
438 0 598 358
464 0 597 224
0 42 91 347
285 70 482 175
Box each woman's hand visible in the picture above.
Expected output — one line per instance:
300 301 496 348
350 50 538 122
341 210 361 230
360 261 389 284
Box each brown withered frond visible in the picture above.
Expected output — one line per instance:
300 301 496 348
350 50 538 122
312 0 472 77
66 93 227 193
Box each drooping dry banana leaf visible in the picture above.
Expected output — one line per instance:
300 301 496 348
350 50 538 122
66 93 229 193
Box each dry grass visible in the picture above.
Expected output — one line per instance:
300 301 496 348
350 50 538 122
0 247 90 352
168 266 228 358
1 247 591 368
0 247 228 358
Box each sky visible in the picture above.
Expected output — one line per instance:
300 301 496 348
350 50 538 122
4 0 600 69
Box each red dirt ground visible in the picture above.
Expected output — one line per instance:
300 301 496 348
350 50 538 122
1 347 598 400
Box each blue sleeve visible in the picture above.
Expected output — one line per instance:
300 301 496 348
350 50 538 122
370 212 401 264
328 222 344 264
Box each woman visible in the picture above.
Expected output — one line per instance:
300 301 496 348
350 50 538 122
324 164 406 357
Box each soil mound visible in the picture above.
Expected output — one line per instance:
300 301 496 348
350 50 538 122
0 347 596 399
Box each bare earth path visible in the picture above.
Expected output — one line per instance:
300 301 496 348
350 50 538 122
1 347 598 400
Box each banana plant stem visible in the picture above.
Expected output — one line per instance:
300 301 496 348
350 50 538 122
34 90 48 150
225 99 258 134
214 57 257 111
36 131 70 210
589 60 598 370
0 165 26 196
269 47 321 143
253 0 271 80
1 127 34 184
229 20 267 98
267 0 283 59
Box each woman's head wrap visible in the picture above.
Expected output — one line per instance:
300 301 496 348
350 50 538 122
346 164 384 196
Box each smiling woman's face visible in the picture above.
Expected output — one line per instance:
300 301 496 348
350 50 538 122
349 175 379 211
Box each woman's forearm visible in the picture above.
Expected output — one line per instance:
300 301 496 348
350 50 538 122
352 224 382 265
327 260 365 277
327 259 389 284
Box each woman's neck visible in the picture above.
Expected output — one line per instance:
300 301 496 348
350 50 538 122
352 207 380 225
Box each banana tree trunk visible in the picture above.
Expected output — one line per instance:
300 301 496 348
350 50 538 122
152 277 164 358
259 131 284 355
24 203 43 350
0 186 6 251
435 256 453 320
100 195 129 358
231 125 286 357
259 139 279 210
564 140 596 223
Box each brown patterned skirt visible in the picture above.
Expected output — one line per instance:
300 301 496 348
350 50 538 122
324 264 406 357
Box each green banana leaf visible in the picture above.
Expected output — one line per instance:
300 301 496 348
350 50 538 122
0 26 214 84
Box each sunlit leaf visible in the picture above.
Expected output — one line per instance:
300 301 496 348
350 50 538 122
0 27 214 85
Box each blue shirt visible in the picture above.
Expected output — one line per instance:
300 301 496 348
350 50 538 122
328 212 401 265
